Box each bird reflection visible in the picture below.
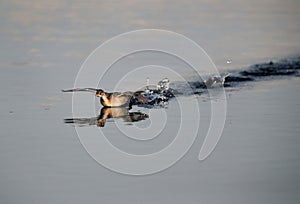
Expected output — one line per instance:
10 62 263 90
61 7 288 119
64 107 148 127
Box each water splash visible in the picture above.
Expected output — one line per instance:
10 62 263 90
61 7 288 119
136 77 174 108
157 78 170 91
205 73 230 88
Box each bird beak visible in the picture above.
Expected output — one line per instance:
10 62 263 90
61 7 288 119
96 93 101 97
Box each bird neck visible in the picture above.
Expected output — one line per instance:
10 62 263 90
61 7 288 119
100 93 112 107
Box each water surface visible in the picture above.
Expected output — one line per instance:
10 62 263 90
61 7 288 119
0 0 300 203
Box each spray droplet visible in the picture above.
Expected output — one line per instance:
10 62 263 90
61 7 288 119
226 59 232 64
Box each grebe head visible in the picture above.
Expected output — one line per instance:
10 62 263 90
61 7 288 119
95 89 104 97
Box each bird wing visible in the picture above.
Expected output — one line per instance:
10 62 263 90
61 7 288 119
62 88 99 93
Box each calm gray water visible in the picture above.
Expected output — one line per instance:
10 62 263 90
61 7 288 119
0 0 300 203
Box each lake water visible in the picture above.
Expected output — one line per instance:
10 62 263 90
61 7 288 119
0 0 300 203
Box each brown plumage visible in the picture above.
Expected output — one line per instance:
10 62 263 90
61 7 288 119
95 89 147 107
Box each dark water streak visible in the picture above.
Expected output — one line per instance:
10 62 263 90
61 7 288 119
187 56 300 92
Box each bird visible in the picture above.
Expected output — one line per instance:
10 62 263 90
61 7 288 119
96 107 149 127
62 88 148 107
64 107 149 127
